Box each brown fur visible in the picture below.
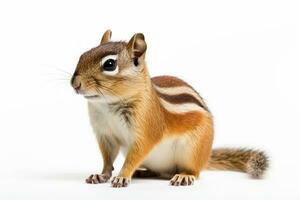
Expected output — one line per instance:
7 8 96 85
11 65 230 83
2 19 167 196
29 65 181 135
152 75 210 111
156 91 206 108
152 75 189 87
208 148 269 178
71 30 269 187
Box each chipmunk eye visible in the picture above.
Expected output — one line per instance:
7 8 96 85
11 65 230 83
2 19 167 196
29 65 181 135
103 59 116 71
101 55 119 76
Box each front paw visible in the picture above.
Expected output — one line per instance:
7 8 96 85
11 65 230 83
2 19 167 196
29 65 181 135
111 176 130 187
86 174 110 184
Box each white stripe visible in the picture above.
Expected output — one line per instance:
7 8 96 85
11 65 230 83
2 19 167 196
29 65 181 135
159 98 205 113
153 85 206 106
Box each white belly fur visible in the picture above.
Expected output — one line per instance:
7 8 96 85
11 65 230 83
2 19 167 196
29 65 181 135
140 137 177 173
143 136 189 174
121 136 189 175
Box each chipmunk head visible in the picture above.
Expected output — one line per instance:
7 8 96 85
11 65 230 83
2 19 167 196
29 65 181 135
71 30 147 101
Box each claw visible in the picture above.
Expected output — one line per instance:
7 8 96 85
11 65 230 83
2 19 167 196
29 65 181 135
86 174 110 184
111 176 130 188
170 174 195 186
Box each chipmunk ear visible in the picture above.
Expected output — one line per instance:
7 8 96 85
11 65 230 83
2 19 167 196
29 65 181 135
100 29 112 45
127 33 147 60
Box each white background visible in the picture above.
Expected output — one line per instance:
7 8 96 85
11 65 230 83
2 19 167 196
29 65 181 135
0 0 299 199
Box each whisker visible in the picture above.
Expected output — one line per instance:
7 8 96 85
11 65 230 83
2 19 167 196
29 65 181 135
51 67 73 76
86 76 128 105
100 85 127 105
95 87 110 104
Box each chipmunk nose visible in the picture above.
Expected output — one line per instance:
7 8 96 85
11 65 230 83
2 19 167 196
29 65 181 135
71 75 82 94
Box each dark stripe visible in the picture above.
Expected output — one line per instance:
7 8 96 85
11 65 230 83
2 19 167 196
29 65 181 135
151 76 187 88
109 100 137 126
156 91 206 110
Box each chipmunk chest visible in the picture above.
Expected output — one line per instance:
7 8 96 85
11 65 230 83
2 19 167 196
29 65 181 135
88 102 134 146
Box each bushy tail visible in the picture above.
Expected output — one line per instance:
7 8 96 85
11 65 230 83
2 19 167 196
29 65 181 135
207 148 269 178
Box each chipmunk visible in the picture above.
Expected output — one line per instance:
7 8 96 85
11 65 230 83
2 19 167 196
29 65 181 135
71 30 269 187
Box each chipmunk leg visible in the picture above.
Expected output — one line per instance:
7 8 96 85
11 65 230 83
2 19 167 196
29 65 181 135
111 140 157 187
86 135 119 184
171 127 213 186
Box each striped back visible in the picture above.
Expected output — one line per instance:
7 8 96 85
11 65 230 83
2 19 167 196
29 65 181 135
151 76 209 114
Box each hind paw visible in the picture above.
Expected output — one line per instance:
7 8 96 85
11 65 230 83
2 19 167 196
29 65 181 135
170 174 195 186
111 176 130 188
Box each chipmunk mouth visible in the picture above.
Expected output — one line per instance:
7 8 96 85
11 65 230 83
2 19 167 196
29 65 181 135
84 95 100 99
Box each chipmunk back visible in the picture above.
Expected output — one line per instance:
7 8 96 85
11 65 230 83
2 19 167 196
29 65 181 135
71 30 269 187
